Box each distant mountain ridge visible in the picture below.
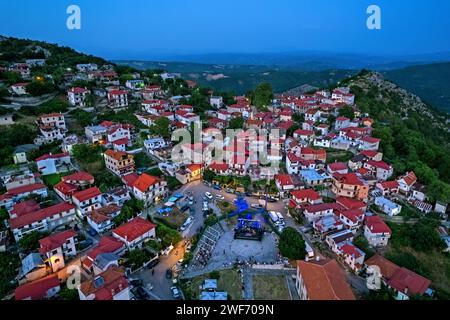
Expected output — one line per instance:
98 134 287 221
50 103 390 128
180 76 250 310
128 51 450 71
384 62 450 113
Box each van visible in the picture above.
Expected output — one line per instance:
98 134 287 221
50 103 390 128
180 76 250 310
268 211 279 224
275 212 285 225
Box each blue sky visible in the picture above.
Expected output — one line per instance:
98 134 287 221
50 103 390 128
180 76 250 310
1 0 449 59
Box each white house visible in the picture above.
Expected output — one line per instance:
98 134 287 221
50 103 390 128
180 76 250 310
375 197 402 216
39 229 77 272
112 217 156 249
36 153 72 176
9 202 76 241
108 90 128 108
364 215 392 247
68 87 90 107
72 187 103 218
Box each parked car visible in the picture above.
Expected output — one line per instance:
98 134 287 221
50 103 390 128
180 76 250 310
129 278 143 287
225 188 235 194
171 286 181 299
145 258 160 269
215 194 225 200
133 287 150 300
87 228 98 237
166 269 173 279
213 185 222 191
205 192 213 199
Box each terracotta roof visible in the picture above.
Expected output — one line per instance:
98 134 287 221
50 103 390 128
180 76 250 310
15 275 60 300
380 181 399 189
275 174 294 187
86 236 124 263
290 189 321 201
104 149 129 161
10 200 41 218
388 268 431 296
62 171 94 183
208 162 230 171
112 217 156 242
365 216 391 234
336 197 366 210
79 267 128 300
69 87 89 94
73 187 102 202
333 173 365 186
132 173 159 193
36 152 69 162
54 181 78 196
365 255 400 279
399 171 417 187
3 183 46 197
9 202 75 229
296 259 355 300
328 162 348 171
39 229 77 254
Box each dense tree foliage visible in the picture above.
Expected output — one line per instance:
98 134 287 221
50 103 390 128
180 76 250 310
149 116 170 138
249 83 273 111
278 227 306 260
228 117 244 130
0 253 20 298
18 231 48 252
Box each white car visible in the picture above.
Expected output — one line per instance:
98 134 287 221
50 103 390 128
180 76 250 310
205 192 213 200
215 194 225 200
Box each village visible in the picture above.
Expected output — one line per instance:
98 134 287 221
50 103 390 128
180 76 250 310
0 49 449 302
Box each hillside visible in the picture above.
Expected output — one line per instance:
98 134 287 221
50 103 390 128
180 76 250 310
115 60 356 94
343 71 450 202
385 62 450 113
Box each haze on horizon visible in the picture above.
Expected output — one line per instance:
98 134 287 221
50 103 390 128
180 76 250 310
1 0 450 61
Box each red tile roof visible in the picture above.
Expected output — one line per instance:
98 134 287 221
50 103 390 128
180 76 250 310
5 183 47 197
290 189 321 202
333 173 365 186
39 229 77 254
62 171 94 183
336 197 367 210
275 174 294 187
35 152 70 162
73 187 102 202
122 173 139 187
79 267 128 300
328 162 348 171
9 202 76 229
296 259 355 300
54 181 78 196
85 236 124 265
15 275 60 300
365 215 391 234
112 217 156 242
10 200 41 218
208 162 230 171
388 268 431 296
132 174 159 193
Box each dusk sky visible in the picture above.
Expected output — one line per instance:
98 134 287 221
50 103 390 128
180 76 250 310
1 0 450 60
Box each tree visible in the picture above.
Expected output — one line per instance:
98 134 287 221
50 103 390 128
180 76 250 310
202 169 216 182
59 286 80 300
18 231 48 252
338 105 355 120
252 83 273 111
278 227 306 260
228 117 244 130
156 224 181 248
149 117 170 138
26 80 56 96
0 252 20 297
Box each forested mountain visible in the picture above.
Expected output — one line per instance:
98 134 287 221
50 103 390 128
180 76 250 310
384 62 450 113
343 71 450 202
